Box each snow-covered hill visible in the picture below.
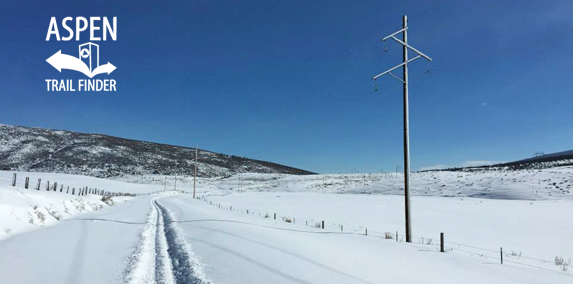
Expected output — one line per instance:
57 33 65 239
199 165 573 200
0 124 314 178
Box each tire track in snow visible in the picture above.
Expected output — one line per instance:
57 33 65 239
123 198 209 284
153 200 176 284
154 200 210 284
123 202 160 284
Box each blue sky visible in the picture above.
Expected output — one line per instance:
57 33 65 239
1 0 572 173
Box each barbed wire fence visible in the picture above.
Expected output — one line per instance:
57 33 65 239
0 172 134 198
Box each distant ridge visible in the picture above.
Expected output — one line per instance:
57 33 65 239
421 149 573 172
508 150 573 165
0 123 315 178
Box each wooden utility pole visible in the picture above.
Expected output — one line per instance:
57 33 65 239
193 143 198 199
372 15 432 243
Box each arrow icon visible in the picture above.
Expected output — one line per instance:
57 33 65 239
92 62 116 76
46 50 116 78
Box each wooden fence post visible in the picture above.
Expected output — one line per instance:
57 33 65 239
46 181 50 191
25 177 29 189
500 247 503 264
365 227 368 236
66 186 69 194
396 231 398 242
274 213 276 220
12 173 16 186
53 182 57 192
72 188 75 195
321 220 325 229
440 232 445 253
37 179 41 190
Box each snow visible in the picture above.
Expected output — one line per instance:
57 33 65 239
0 167 572 283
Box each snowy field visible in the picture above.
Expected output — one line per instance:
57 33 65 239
204 192 573 273
0 167 572 283
198 167 573 200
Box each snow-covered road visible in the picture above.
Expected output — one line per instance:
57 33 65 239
1 194 572 284
0 196 152 284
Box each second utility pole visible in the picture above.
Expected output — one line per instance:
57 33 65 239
193 144 198 199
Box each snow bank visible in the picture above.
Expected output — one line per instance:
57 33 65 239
0 170 147 240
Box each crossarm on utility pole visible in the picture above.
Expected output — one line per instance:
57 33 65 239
387 36 432 61
372 55 421 80
382 27 408 41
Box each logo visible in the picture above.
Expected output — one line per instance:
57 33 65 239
45 17 117 92
46 43 116 78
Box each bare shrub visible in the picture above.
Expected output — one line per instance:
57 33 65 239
555 256 565 266
35 211 46 224
101 196 114 206
555 256 571 271
384 232 393 239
